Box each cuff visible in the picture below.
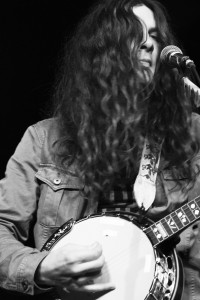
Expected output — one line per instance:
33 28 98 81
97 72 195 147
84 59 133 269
17 250 51 295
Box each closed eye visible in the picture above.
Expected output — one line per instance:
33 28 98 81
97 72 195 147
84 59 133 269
149 27 160 42
150 33 161 43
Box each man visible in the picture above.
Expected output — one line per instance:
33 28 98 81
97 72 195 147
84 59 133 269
0 0 200 299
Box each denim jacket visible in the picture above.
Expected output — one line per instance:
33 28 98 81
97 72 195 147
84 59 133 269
0 115 200 299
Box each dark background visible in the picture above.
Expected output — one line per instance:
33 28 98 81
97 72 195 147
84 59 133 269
0 0 199 177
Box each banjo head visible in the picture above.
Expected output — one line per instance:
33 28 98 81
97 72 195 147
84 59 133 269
42 214 181 300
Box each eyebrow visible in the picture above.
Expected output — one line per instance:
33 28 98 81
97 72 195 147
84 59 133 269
149 27 159 34
149 27 158 33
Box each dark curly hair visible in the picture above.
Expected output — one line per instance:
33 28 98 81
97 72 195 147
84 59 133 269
52 0 199 199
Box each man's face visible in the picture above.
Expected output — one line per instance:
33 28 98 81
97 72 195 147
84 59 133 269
132 5 160 78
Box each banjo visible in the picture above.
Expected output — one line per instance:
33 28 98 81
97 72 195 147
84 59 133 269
41 194 200 300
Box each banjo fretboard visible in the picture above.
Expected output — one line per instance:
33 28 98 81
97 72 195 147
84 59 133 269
144 195 200 246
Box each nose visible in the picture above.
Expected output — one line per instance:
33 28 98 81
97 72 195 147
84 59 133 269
140 36 154 52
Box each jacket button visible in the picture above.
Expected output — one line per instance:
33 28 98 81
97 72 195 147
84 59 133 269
22 280 29 291
54 178 61 185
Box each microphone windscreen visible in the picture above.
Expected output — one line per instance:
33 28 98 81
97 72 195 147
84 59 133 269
160 45 183 62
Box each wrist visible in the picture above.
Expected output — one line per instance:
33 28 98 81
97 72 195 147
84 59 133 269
34 260 50 287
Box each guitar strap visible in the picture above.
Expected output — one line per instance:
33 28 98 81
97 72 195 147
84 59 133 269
133 136 163 211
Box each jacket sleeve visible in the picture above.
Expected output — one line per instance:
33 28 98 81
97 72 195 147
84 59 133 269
0 124 49 295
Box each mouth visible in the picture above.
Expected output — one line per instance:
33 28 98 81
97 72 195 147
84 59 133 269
140 59 152 68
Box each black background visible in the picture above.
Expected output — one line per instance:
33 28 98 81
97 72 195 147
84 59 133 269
0 0 199 177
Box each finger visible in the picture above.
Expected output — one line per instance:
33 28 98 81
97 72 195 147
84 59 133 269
53 276 74 287
61 242 103 266
73 276 94 287
73 242 103 263
70 254 105 276
54 276 93 287
69 282 116 293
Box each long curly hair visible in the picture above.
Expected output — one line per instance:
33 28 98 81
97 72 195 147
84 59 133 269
53 0 199 198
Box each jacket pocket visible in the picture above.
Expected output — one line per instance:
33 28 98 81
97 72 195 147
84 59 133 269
35 165 84 227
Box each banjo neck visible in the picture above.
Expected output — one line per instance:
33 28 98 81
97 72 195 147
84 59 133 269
144 195 200 247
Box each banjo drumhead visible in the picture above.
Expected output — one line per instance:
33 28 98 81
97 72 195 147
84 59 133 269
50 215 155 300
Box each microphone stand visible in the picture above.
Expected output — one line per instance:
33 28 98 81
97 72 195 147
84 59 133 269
178 58 200 109
188 64 200 88
180 56 200 88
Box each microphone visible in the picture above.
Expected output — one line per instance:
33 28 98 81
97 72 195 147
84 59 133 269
160 45 195 69
161 45 200 102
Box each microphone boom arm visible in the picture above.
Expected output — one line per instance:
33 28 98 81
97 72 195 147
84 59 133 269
182 76 200 108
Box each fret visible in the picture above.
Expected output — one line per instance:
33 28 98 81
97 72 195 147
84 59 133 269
188 200 200 219
182 204 196 222
171 212 183 230
165 215 178 233
144 226 160 245
160 218 173 236
176 208 190 227
195 196 200 208
145 219 173 246
153 223 165 239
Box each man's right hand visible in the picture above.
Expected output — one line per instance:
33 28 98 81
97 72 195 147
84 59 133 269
35 242 115 293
